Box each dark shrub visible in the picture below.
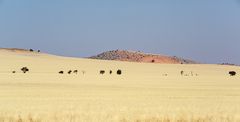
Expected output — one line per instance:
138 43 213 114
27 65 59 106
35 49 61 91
229 71 236 76
21 67 29 73
100 70 105 74
180 71 184 75
73 70 78 74
59 71 64 74
117 69 122 75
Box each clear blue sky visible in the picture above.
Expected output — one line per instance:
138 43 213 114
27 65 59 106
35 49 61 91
1 0 240 64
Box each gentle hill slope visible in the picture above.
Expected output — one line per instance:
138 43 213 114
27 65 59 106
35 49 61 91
0 48 45 56
0 48 240 121
0 48 238 77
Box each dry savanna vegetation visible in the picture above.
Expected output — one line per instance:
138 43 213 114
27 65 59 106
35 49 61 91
0 49 240 122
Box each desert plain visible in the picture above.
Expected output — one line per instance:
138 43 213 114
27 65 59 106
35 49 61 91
0 49 240 122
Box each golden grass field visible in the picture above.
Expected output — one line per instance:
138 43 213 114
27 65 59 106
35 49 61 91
0 49 240 122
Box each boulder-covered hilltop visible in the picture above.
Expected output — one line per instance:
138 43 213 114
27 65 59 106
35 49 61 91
89 50 198 64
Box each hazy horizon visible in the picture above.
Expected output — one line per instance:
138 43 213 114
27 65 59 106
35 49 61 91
1 0 240 64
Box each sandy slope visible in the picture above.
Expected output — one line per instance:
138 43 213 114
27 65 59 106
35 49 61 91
0 50 240 122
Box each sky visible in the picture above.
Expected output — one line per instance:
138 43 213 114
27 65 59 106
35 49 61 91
0 0 240 64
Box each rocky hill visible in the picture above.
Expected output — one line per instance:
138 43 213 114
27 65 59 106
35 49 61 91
89 50 198 64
